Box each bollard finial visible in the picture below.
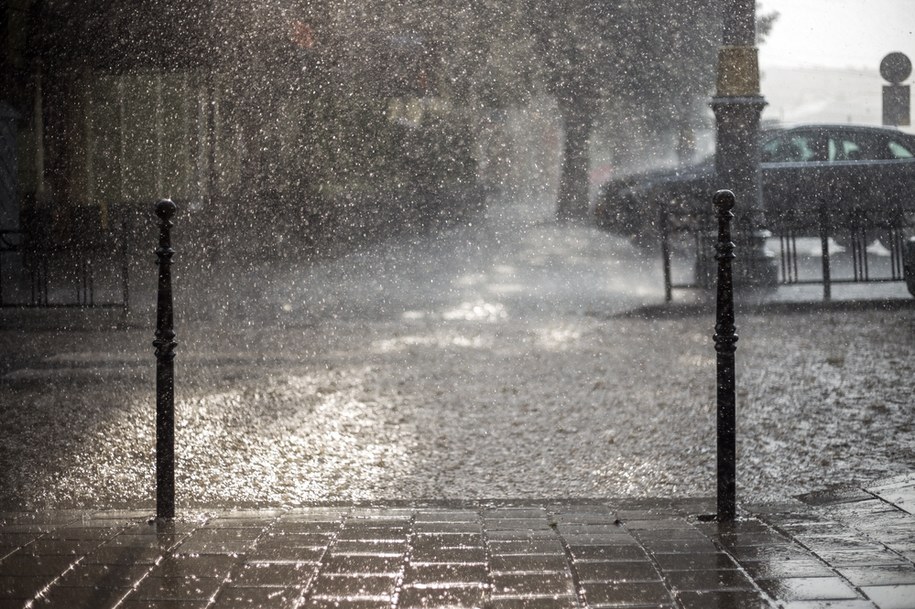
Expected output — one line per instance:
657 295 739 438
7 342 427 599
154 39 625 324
155 199 177 222
713 189 735 213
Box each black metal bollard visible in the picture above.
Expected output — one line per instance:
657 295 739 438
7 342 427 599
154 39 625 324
153 199 177 520
660 205 673 303
818 201 832 302
713 190 738 522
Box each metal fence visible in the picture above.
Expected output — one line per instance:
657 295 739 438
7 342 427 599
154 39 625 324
661 202 915 301
0 208 131 308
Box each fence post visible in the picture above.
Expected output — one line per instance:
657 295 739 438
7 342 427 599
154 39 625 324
660 205 673 302
153 199 177 520
713 190 738 522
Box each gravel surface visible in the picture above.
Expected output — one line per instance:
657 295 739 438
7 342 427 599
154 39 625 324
1 195 913 510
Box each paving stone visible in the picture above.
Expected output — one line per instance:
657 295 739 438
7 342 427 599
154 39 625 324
816 550 909 567
729 544 816 562
278 511 346 524
489 540 565 555
414 522 482 534
676 590 771 609
30 585 129 608
119 599 212 609
0 575 53 599
310 574 397 599
104 534 185 551
552 514 617 527
799 488 877 506
491 572 575 597
562 534 638 546
349 510 413 522
398 585 487 609
131 575 224 600
0 534 44 549
255 534 332 548
779 601 879 609
174 540 256 555
411 547 486 564
244 546 326 563
620 519 693 530
55 563 151 588
414 511 480 523
490 554 569 573
567 545 648 562
775 522 849 536
662 569 756 591
757 577 860 602
154 555 239 579
210 586 301 609
860 584 915 609
270 520 340 532
208 511 281 521
337 528 408 542
0 554 76 577
581 581 674 606
303 599 391 609
402 563 487 585
800 538 889 553
652 552 738 571
838 565 915 587
413 534 483 550
636 528 710 541
183 529 262 542
20 540 100 556
741 559 836 579
229 562 315 587
556 523 629 535
0 597 29 609
81 546 165 565
714 532 792 547
575 561 660 583
488 596 580 609
486 519 553 531
487 530 556 541
484 510 548 520
636 538 720 553
332 540 408 556
321 554 402 575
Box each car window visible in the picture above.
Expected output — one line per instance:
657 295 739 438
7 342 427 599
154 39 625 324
828 137 864 161
887 139 914 159
761 134 818 163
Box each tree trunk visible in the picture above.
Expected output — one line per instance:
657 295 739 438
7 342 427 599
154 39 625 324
556 101 591 223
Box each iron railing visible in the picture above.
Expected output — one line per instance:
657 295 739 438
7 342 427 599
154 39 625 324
660 201 914 301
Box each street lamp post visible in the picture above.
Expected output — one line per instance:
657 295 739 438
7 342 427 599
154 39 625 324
712 0 772 287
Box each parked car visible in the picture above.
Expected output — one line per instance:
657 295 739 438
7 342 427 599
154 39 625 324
594 124 915 244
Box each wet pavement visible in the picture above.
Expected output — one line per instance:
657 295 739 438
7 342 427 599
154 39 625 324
1 474 914 609
2 194 914 607
1 193 913 507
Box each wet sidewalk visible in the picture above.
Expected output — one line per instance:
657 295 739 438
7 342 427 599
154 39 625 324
1 476 913 609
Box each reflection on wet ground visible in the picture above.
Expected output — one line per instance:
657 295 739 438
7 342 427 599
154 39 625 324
1 475 914 609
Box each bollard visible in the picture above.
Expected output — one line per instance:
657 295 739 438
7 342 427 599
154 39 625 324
153 199 177 519
713 190 738 522
660 205 673 303
818 201 832 302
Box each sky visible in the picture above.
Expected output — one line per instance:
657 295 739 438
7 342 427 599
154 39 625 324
757 0 914 72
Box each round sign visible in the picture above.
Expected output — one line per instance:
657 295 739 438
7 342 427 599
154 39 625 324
880 52 912 84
